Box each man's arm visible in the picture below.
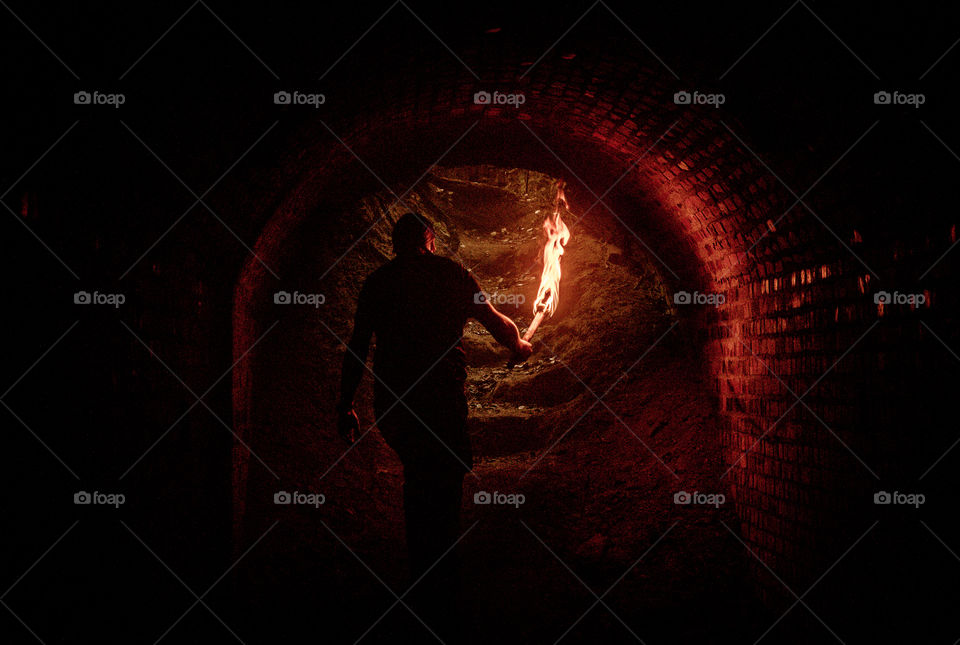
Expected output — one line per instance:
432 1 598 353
336 283 374 441
464 265 533 362
474 300 533 362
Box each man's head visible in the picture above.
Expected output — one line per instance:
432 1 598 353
392 212 436 256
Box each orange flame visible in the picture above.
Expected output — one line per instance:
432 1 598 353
532 180 571 319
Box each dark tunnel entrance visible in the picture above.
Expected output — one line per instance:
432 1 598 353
230 162 764 641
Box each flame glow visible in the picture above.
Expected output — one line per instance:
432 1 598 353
532 180 571 319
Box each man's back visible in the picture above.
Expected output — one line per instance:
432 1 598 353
337 212 532 451
359 253 481 394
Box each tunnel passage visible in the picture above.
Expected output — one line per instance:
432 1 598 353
231 163 757 637
223 48 950 635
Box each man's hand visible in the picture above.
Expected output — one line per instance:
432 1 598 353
336 402 360 443
512 338 534 363
475 300 536 364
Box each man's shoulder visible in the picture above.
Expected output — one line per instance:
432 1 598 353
397 253 470 275
367 254 474 284
432 255 479 288
430 254 468 273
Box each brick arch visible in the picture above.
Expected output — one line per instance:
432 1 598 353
231 57 882 599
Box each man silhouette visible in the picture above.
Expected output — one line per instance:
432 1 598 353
336 212 532 633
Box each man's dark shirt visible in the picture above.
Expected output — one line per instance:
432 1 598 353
352 253 484 470
355 253 484 402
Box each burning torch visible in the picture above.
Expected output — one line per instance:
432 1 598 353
510 180 571 364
